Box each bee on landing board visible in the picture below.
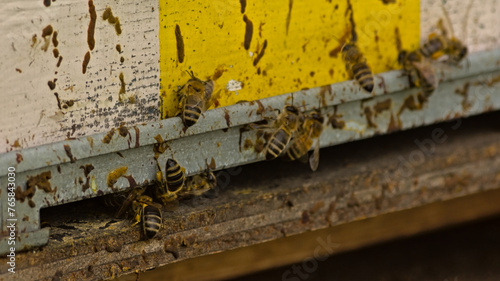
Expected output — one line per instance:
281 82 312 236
342 43 374 93
398 50 438 96
286 110 325 171
115 187 163 239
248 105 303 161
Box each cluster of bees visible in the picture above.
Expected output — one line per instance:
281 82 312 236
398 19 468 97
108 16 468 240
106 158 217 239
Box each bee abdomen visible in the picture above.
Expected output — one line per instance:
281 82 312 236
204 80 214 98
143 206 162 239
265 129 291 160
183 104 202 127
166 159 185 192
352 63 374 93
420 37 444 58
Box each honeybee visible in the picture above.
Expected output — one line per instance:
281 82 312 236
342 43 374 93
249 105 303 160
177 71 217 128
398 50 437 95
286 110 324 171
115 187 163 239
420 19 467 65
155 158 186 205
130 195 163 239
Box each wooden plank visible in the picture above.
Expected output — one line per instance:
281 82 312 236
127 188 500 281
1 111 499 280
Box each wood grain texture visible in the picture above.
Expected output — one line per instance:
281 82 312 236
0 0 160 152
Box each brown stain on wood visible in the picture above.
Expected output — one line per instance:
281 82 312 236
42 25 53 37
53 48 59 58
364 107 377 128
80 164 95 192
117 123 129 137
82 51 91 74
43 0 51 7
319 85 332 107
15 68 22 73
63 145 76 163
56 56 63 67
253 39 267 66
107 166 128 188
223 109 232 128
213 65 227 81
102 7 122 35
329 115 345 129
48 79 57 90
175 24 185 63
387 113 401 133
54 93 62 109
87 0 97 51
114 18 122 35
243 15 253 50
16 153 23 164
394 27 402 52
116 44 122 53
373 99 392 115
398 95 421 116
239 0 247 13
133 126 140 148
15 171 54 204
52 31 59 47
454 82 472 111
119 72 126 101
286 0 293 35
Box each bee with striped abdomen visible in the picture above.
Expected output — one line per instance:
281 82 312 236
286 109 324 171
177 71 218 128
342 43 374 93
130 195 163 239
398 50 437 96
253 105 303 160
420 18 468 65
155 158 186 205
114 187 163 239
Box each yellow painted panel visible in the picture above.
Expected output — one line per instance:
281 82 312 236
159 0 420 118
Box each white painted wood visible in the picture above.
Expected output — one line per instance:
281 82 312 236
421 0 500 53
0 0 160 152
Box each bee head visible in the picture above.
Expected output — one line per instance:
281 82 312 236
310 111 324 124
285 105 299 115
341 43 354 53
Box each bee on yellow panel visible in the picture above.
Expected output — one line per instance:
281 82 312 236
341 43 375 93
175 71 219 128
398 50 437 96
285 109 325 172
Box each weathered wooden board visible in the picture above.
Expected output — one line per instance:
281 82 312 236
1 0 499 153
1 111 499 280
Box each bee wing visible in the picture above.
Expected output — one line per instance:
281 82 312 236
412 60 437 88
116 188 142 218
309 138 320 172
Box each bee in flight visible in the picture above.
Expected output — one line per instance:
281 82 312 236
398 50 438 96
176 71 218 128
248 104 303 160
154 158 186 206
342 43 374 93
115 187 163 239
419 17 468 65
286 109 324 171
